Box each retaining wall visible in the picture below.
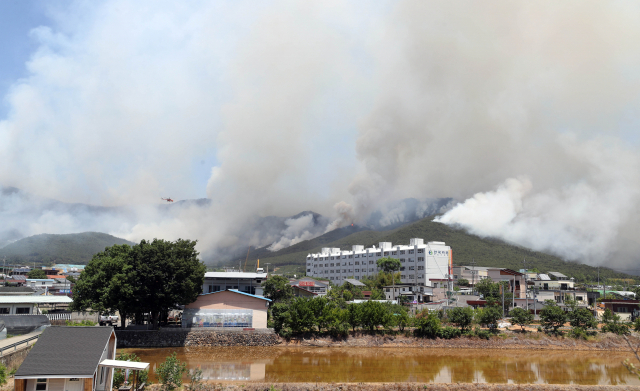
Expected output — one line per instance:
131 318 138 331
0 346 31 371
116 328 280 348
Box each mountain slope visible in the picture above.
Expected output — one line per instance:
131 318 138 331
0 232 135 265
232 216 637 282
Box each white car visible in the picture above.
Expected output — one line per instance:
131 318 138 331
99 314 119 326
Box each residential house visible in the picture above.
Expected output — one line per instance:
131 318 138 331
600 299 640 321
383 283 433 303
15 326 149 391
487 268 526 298
451 266 489 286
0 287 35 296
289 277 330 296
26 279 55 290
183 289 271 329
292 285 317 298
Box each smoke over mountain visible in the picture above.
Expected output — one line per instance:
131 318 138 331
1 1 640 268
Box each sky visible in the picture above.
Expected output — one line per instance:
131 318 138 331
1 1 640 270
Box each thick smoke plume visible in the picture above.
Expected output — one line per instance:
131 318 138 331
1 1 640 269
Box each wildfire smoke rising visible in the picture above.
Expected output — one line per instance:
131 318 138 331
1 1 640 268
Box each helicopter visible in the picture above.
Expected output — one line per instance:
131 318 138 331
161 197 174 202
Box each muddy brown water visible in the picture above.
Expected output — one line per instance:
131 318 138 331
119 347 640 385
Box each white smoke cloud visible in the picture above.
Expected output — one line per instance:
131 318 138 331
267 214 319 252
1 1 640 270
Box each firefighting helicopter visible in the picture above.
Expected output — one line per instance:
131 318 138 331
161 197 174 202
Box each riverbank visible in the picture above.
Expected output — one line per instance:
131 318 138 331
144 383 640 391
282 331 640 351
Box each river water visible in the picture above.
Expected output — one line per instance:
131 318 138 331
120 346 640 385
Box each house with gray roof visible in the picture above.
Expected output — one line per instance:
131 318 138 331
15 327 148 391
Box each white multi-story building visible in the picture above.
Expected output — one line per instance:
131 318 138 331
305 238 452 287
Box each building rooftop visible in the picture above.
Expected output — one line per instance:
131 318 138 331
538 274 551 281
204 272 267 279
15 327 114 378
199 289 271 301
0 295 73 304
343 279 366 286
548 272 568 279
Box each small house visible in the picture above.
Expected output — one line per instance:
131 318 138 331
183 289 271 329
292 285 317 298
15 326 149 391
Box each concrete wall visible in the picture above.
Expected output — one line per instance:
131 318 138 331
115 328 279 348
0 345 31 371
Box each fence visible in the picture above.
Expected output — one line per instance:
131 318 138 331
0 334 39 357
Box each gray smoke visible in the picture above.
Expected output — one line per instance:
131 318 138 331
1 1 640 269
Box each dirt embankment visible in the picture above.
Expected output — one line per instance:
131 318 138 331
146 383 640 391
278 332 640 351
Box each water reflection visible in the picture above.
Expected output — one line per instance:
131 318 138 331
120 346 639 385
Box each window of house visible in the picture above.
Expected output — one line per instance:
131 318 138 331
355 255 359 258
16 307 30 314
409 250 414 254
618 307 628 313
376 252 381 256
400 250 405 254
400 258 405 263
409 258 414 262
418 266 424 270
35 379 47 391
418 249 424 253
0 308 8 314
418 257 424 261
400 267 405 271
369 261 374 264
384 252 389 256
409 266 415 270
348 255 353 258
355 269 359 273
401 275 406 279
392 251 397 255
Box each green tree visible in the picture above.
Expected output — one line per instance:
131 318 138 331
113 353 148 389
262 275 294 303
509 307 534 331
376 257 401 298
457 278 470 287
287 297 316 333
477 306 502 332
540 301 567 333
27 269 47 279
601 308 630 335
568 307 597 330
71 239 206 329
414 309 441 338
347 302 363 331
156 352 187 391
360 300 392 331
448 307 474 331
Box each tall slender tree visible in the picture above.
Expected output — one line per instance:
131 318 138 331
376 257 401 301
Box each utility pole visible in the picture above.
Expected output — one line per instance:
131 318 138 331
266 263 271 275
502 282 505 318
523 258 528 314
595 267 600 317
470 259 477 294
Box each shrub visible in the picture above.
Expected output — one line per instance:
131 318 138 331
601 308 630 335
438 326 462 339
474 327 492 340
65 320 97 326
414 309 441 338
185 367 204 391
156 352 188 391
634 317 640 332
0 364 7 387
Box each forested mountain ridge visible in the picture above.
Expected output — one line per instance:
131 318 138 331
0 232 134 265
230 216 637 283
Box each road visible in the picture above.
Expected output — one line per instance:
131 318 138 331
0 330 43 354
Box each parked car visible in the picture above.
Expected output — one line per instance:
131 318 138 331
99 314 119 326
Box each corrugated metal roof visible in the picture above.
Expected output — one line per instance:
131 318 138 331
548 272 567 278
538 274 551 281
199 289 271 301
343 279 366 286
0 295 73 304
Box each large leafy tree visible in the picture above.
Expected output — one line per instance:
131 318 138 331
448 306 474 331
71 239 205 329
262 275 294 303
509 307 534 331
540 300 567 333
